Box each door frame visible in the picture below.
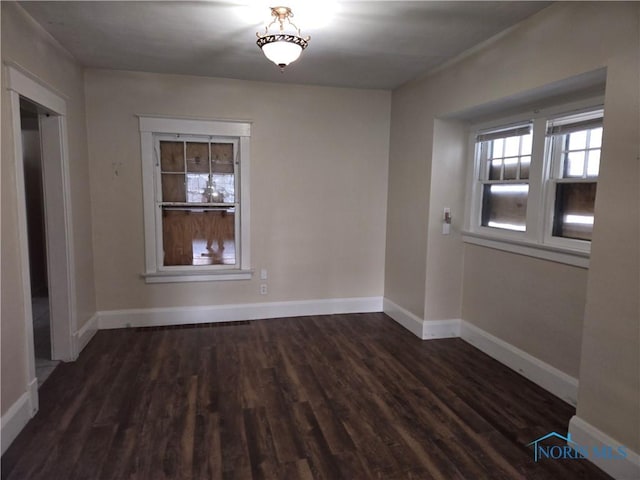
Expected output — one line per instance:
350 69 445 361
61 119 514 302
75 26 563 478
6 63 77 413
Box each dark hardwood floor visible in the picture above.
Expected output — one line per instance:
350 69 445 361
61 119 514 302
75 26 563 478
2 313 612 479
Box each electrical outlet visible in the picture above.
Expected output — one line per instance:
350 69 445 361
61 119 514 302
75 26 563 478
260 284 268 295
260 269 268 280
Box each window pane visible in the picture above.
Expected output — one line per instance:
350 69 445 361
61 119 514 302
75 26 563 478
568 130 587 151
161 174 185 202
186 142 209 173
160 141 184 172
553 183 597 241
587 150 600 177
162 208 236 266
520 156 531 179
503 158 518 180
504 136 520 157
490 139 504 159
589 127 602 148
186 173 209 203
564 151 585 177
489 159 502 180
521 133 532 155
211 143 235 174
481 184 528 232
212 174 235 203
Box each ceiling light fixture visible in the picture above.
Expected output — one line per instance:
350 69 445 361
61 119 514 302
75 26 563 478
256 6 310 71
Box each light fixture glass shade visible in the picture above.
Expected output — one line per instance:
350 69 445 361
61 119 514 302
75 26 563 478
260 38 304 68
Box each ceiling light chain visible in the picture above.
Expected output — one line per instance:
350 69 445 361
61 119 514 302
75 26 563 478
256 6 310 71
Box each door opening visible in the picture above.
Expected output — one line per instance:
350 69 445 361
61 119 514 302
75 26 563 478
20 98 60 386
6 65 77 425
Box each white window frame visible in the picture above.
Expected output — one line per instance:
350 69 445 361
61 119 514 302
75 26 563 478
473 121 534 240
542 109 603 252
139 116 252 283
463 97 604 268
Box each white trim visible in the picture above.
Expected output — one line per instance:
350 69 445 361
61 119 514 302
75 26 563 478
383 298 461 340
3 65 78 455
238 136 251 271
7 81 39 424
138 115 251 137
152 134 241 272
386 300 579 405
542 110 602 253
75 314 99 354
140 130 157 274
143 270 252 284
5 65 66 114
460 320 578 406
39 114 77 361
468 97 606 149
1 392 32 455
139 116 252 280
422 319 461 339
26 377 38 415
462 232 589 268
383 298 424 338
6 63 77 364
98 297 383 329
568 416 640 480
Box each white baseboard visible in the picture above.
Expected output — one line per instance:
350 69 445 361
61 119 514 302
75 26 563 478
27 377 38 415
98 299 575 406
383 298 424 338
98 296 383 330
383 298 460 339
1 391 33 455
384 299 578 405
422 319 461 339
569 416 640 480
460 320 578 406
75 313 98 356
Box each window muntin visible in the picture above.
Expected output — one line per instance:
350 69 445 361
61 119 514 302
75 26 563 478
476 124 532 232
156 136 239 268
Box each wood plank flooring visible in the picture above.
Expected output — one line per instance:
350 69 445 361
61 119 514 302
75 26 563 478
2 313 612 479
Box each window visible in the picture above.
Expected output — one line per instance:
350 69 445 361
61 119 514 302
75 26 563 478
139 117 251 283
157 137 238 267
546 111 603 242
465 101 604 266
476 124 532 232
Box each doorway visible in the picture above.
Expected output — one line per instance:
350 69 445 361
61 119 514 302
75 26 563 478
7 65 77 415
20 98 59 386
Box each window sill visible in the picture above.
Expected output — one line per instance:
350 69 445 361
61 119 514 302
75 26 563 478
462 231 589 268
142 269 253 284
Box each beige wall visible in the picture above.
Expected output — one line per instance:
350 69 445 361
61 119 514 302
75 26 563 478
386 2 639 451
424 119 466 320
575 22 639 451
383 83 431 318
1 3 96 414
462 245 588 377
84 69 391 310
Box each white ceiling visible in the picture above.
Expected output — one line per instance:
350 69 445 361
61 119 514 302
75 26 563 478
19 1 551 90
